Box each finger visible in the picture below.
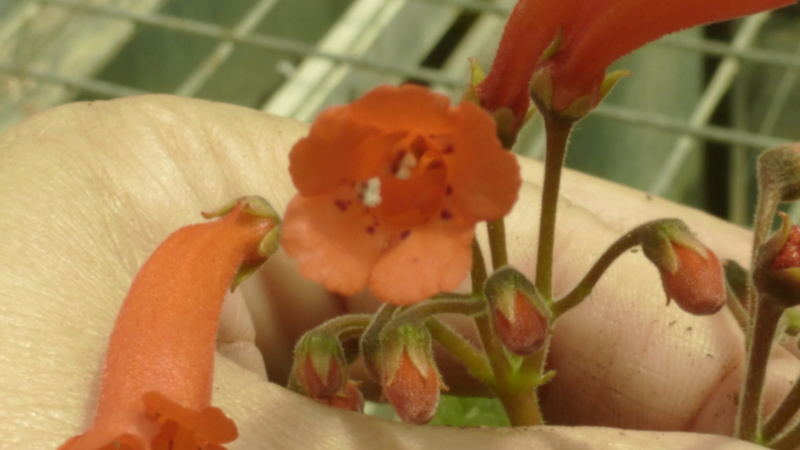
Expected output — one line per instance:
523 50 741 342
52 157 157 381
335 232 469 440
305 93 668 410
212 356 764 450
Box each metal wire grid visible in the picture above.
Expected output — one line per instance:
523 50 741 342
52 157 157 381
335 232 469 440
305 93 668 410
1 0 799 226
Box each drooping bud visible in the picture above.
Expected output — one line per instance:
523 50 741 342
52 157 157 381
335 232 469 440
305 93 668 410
380 323 442 424
484 267 550 356
753 212 800 308
292 334 348 399
316 380 365 413
641 221 726 315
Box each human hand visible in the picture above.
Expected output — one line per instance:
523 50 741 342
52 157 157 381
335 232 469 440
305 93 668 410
0 95 794 449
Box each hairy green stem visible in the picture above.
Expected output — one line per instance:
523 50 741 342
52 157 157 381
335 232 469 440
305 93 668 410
771 420 800 450
749 192 780 320
496 385 544 426
726 285 750 333
360 304 398 381
471 237 488 293
487 219 509 270
534 117 574 302
736 296 784 442
313 314 373 338
426 318 494 386
552 227 644 319
389 295 485 326
764 369 800 443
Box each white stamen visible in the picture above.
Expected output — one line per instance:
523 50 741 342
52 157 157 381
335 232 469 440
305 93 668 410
362 177 382 207
395 152 418 180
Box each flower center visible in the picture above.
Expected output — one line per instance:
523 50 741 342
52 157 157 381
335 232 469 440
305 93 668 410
371 134 450 228
361 177 382 207
394 152 418 180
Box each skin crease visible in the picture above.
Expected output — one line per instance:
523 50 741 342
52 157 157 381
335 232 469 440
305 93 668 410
0 95 796 449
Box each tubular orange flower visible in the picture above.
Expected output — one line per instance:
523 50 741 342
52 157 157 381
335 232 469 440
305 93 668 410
60 196 280 450
281 84 521 305
478 0 794 119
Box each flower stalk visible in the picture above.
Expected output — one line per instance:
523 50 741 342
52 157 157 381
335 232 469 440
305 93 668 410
736 296 784 443
533 114 574 301
763 371 800 443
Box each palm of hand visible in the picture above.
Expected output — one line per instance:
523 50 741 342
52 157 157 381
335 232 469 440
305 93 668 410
0 95 792 449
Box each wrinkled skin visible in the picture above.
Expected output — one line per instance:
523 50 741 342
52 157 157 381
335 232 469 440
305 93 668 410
0 95 796 449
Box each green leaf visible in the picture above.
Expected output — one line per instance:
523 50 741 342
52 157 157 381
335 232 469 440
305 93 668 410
428 395 510 427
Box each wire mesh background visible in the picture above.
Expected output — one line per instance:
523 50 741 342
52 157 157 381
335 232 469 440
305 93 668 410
2 0 800 227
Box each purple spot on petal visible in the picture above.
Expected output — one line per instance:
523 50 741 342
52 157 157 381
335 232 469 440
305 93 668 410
442 145 454 154
334 199 349 212
428 160 443 170
400 230 411 240
445 185 453 196
440 210 453 220
366 226 376 234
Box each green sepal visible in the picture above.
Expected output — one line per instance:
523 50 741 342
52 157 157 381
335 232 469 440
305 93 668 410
538 28 563 63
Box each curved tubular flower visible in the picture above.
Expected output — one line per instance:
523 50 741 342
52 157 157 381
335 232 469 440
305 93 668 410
281 84 521 305
478 0 794 118
60 197 280 450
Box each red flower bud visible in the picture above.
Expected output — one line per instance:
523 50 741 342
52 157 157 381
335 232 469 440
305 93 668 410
659 243 726 315
484 267 549 356
292 335 348 399
317 381 365 413
380 324 441 424
642 222 725 315
754 212 800 307
493 293 549 356
772 225 800 270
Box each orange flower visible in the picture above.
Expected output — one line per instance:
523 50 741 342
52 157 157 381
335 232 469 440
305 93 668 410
478 0 794 120
281 84 521 305
59 197 280 450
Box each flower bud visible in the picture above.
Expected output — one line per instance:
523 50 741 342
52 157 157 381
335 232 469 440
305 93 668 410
292 334 348 399
754 212 800 308
484 267 550 356
380 323 442 424
642 221 725 315
317 380 365 413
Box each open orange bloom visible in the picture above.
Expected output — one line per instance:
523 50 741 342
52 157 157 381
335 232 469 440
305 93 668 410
281 84 521 305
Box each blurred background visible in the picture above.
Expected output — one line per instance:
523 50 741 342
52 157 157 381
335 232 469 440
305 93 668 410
2 0 800 226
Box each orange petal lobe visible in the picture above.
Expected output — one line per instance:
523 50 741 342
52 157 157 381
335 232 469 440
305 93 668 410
281 194 383 296
369 219 474 305
446 101 521 221
349 84 453 135
143 391 237 450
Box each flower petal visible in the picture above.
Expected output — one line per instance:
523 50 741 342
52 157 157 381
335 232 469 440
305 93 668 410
446 101 521 221
369 219 474 304
348 84 454 135
289 111 401 196
281 194 384 296
143 391 237 450
58 431 145 450
550 0 795 110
